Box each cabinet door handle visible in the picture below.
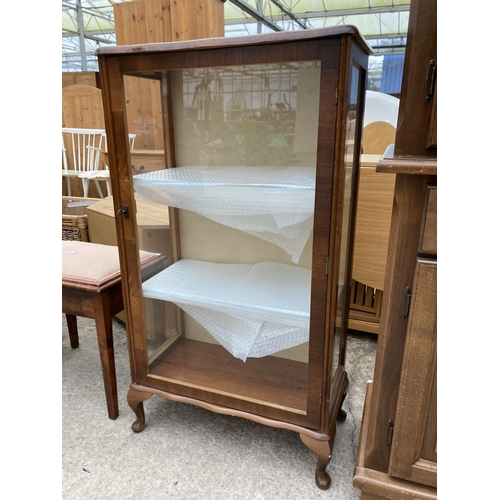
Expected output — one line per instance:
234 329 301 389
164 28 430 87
116 205 129 219
425 60 436 103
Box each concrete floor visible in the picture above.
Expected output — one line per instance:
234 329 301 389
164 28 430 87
62 315 377 499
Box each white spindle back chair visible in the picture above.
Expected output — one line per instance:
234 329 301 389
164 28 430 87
62 128 105 197
78 133 136 197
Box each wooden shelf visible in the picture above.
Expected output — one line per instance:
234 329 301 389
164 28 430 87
149 338 308 414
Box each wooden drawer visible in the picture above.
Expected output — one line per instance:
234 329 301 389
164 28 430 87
419 185 437 255
130 150 165 175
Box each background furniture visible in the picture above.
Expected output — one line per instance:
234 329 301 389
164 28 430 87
62 84 106 198
62 240 127 420
349 155 395 334
80 133 137 197
62 241 163 420
62 196 99 242
62 127 105 197
86 194 172 326
62 71 100 89
111 0 226 151
353 0 437 498
98 27 370 489
348 91 399 335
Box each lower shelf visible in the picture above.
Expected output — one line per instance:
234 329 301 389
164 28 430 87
148 338 309 414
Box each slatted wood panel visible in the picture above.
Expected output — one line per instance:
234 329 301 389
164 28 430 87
352 165 396 291
62 72 99 88
112 0 225 150
62 85 106 197
348 161 396 334
62 84 105 129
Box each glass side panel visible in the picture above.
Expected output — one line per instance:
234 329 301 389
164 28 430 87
331 64 361 381
124 61 321 412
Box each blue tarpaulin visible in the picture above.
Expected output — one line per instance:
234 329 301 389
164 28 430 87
380 54 405 94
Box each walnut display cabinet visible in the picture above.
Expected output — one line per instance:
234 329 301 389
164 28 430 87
97 27 370 489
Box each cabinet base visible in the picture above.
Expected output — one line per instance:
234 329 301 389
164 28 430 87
353 382 437 500
127 369 349 490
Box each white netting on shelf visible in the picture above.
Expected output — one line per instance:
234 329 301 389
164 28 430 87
133 166 316 263
142 259 311 361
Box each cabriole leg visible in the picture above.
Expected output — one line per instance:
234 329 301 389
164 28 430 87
337 392 348 422
300 433 336 490
127 386 152 433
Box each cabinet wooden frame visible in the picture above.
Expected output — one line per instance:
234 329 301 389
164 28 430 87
352 1 437 497
97 27 370 490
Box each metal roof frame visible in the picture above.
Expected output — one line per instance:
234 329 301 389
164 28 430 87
62 0 410 72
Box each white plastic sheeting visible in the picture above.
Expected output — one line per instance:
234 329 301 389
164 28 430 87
142 259 311 361
133 166 316 263
363 90 400 127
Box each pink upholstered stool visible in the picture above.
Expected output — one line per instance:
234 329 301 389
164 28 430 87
62 241 163 419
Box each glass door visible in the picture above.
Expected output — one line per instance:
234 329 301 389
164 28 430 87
123 59 322 419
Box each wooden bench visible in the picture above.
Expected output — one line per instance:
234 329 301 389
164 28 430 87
62 240 163 419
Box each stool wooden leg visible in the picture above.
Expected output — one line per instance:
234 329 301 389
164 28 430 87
66 314 79 349
93 292 119 420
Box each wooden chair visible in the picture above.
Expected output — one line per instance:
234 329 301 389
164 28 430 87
79 133 137 197
62 240 163 419
62 128 105 197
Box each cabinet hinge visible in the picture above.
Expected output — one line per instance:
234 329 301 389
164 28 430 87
326 256 330 274
425 60 436 103
386 419 394 446
335 84 339 104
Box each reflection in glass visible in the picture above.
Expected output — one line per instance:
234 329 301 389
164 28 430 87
124 62 321 391
331 65 361 382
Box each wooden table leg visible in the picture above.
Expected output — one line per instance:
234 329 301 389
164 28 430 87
92 291 119 420
66 314 79 349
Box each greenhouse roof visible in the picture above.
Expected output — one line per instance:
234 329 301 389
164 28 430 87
62 0 411 72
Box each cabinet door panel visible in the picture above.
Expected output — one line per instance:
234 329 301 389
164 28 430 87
420 185 437 255
388 258 437 488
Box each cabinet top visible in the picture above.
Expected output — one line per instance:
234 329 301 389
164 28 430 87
96 26 372 57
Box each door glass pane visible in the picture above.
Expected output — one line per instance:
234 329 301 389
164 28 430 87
125 60 321 413
331 64 361 382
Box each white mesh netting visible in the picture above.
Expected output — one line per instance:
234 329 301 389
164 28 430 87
133 166 316 263
142 259 311 361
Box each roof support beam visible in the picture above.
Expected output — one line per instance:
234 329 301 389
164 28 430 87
268 0 308 29
63 29 116 45
294 5 410 20
75 0 87 71
62 2 114 23
228 0 311 31
227 0 282 31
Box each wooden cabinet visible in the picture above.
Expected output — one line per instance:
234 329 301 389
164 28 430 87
97 27 370 489
388 256 436 488
393 0 437 157
130 150 166 175
353 0 437 498
349 155 396 334
353 160 437 499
